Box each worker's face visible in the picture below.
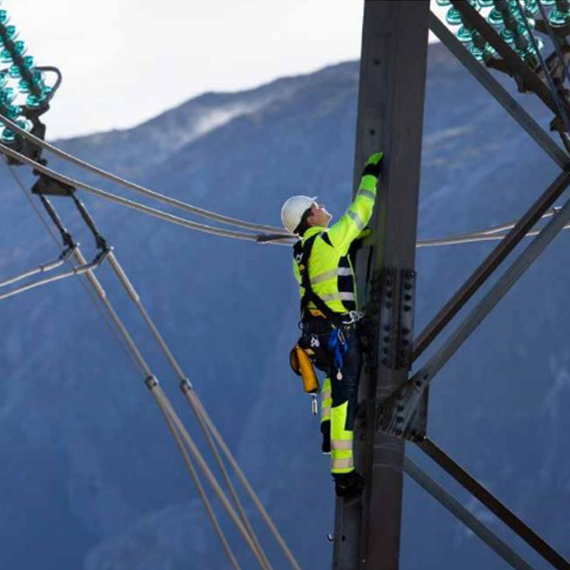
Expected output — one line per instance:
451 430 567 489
308 203 332 227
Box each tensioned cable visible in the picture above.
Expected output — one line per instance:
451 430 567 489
0 248 107 302
152 385 242 570
106 252 300 570
0 142 295 245
4 140 570 251
151 383 272 570
3 160 147 375
0 246 74 289
2 163 253 566
0 113 288 236
72 247 268 570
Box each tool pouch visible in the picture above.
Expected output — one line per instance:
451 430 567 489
289 344 319 394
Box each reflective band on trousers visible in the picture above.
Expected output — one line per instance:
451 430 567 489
321 389 332 400
321 292 355 302
311 267 353 285
332 440 352 451
347 210 366 231
332 458 354 470
357 188 376 201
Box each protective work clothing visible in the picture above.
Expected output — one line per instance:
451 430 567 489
287 152 383 496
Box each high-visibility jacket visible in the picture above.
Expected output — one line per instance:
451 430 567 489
292 173 378 315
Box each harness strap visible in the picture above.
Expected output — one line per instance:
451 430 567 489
295 233 344 327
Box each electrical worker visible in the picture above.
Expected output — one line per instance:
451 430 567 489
281 152 383 497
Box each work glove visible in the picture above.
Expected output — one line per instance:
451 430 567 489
361 152 384 178
356 227 373 241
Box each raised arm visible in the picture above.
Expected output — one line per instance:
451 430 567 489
327 153 383 256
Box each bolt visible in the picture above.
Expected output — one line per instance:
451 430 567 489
396 416 403 423
402 339 409 346
383 336 390 343
402 328 410 335
415 380 422 387
382 358 389 366
397 405 404 412
404 306 411 312
386 302 392 309
404 294 412 302
384 325 391 332
369 129 376 136
395 429 403 436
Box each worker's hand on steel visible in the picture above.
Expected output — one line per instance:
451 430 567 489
357 227 373 240
362 152 384 178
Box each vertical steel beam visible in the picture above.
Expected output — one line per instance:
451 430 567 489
332 2 430 569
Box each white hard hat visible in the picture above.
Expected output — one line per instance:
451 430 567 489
281 195 317 234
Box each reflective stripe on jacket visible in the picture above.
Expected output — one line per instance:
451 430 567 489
292 174 378 314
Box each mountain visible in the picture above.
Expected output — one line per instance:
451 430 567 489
0 42 568 569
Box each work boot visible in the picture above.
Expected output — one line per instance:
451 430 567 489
334 471 365 498
321 421 331 455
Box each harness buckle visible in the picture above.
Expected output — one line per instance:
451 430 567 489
342 310 364 326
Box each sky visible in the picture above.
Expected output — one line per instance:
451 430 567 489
7 0 446 139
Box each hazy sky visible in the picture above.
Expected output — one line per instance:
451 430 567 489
8 1 445 139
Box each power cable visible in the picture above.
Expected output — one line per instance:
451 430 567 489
3 156 297 568
0 142 294 245
4 139 570 251
152 387 243 570
0 113 288 235
106 252 299 570
72 247 267 569
3 159 148 375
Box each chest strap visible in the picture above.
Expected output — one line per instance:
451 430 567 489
295 233 343 327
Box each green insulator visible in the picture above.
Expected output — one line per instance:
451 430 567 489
470 45 485 61
488 8 504 25
1 127 17 143
42 85 52 97
16 117 32 132
539 0 556 5
6 104 20 119
12 40 26 55
0 70 7 89
478 0 495 6
523 0 538 14
436 0 451 5
26 94 41 108
0 9 9 24
483 45 498 60
3 24 18 40
0 48 12 63
18 78 30 93
0 87 16 105
457 25 473 42
446 7 463 25
7 63 19 78
23 55 34 68
549 9 570 26
500 26 516 43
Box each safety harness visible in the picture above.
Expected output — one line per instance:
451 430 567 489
291 232 352 386
294 232 345 328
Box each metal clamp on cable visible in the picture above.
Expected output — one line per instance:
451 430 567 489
180 378 194 393
145 375 159 390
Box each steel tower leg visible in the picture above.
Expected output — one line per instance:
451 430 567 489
332 2 430 569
